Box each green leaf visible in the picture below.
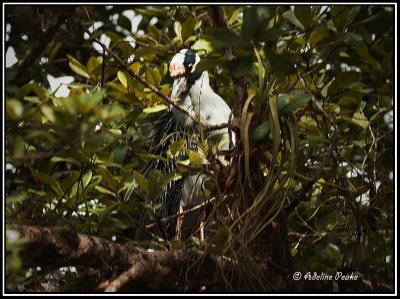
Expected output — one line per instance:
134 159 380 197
6 192 28 206
370 108 387 123
69 150 91 163
281 94 312 114
228 7 242 26
251 121 270 140
105 31 134 58
309 24 328 47
331 6 349 33
69 170 93 198
327 71 360 95
265 51 296 75
191 236 201 246
188 150 204 166
95 185 116 197
15 82 33 100
147 170 166 201
213 29 246 48
337 95 361 112
182 15 195 43
67 54 90 79
259 28 286 43
282 10 305 31
130 61 141 75
294 6 312 29
276 94 291 114
32 83 47 100
117 14 132 32
168 139 186 157
13 136 25 156
61 172 81 193
40 105 57 123
195 57 225 73
143 104 168 114
174 21 182 41
160 63 168 80
241 6 271 41
69 62 90 79
67 54 86 69
81 170 93 189
108 129 122 135
6 99 24 120
353 43 381 71
148 24 160 42
194 20 202 31
132 170 148 193
86 56 103 80
343 32 363 46
145 68 161 87
232 55 254 77
33 172 62 196
98 166 116 191
191 39 214 52
109 91 137 104
110 145 128 165
343 112 369 129
102 103 126 119
117 71 128 90
347 6 361 26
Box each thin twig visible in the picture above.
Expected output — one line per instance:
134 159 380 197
145 197 216 230
298 75 340 139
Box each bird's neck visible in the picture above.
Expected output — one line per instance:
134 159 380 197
171 71 203 99
187 71 202 85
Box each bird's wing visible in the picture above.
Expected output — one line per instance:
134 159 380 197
188 81 231 126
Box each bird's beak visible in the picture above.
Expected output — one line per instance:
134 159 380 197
169 63 186 78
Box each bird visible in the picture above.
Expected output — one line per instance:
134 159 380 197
129 49 234 242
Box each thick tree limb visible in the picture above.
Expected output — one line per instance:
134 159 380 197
7 224 240 292
7 224 140 270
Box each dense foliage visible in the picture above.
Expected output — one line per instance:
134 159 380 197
5 5 394 292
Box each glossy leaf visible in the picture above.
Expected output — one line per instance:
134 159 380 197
174 21 182 41
98 166 117 191
282 10 305 30
143 104 168 114
168 139 186 157
67 54 90 79
281 94 312 114
32 172 62 196
188 150 204 166
294 6 312 29
117 71 129 90
241 6 271 41
182 15 195 43
265 51 296 75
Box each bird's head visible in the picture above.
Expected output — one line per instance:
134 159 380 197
169 49 200 78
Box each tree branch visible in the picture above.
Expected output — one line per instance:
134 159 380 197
7 224 140 270
7 224 240 292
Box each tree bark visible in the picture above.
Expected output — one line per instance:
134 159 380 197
6 224 243 292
